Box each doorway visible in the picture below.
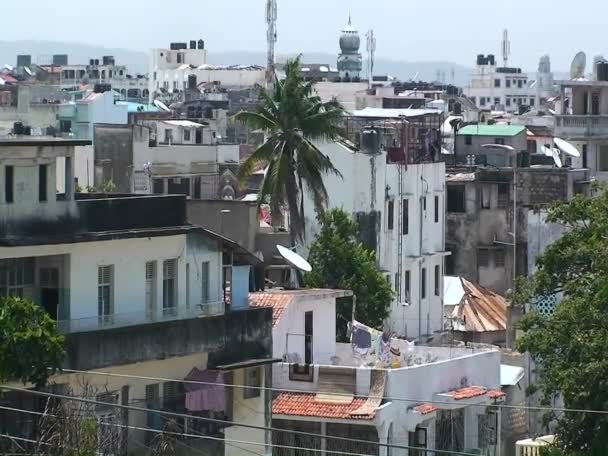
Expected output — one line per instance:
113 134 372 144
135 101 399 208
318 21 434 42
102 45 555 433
195 128 203 144
39 268 60 320
304 311 313 365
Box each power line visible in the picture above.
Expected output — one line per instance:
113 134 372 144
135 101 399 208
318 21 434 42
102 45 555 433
0 385 480 456
58 366 608 415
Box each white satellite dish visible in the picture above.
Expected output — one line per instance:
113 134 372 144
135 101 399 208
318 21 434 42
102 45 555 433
553 137 581 158
552 149 563 168
570 52 587 80
153 99 171 112
277 245 312 273
24 66 33 76
4 64 14 71
553 138 581 158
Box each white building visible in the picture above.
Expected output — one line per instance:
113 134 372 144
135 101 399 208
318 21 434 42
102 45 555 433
304 109 446 339
0 137 274 456
464 54 538 113
251 288 504 456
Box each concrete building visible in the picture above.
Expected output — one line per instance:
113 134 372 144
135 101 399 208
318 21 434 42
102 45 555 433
455 124 528 167
303 109 446 340
445 166 590 295
57 90 128 141
0 137 274 456
464 54 539 113
93 117 239 198
250 289 504 456
337 16 363 81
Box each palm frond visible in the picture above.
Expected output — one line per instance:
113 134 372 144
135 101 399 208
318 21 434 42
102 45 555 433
238 136 281 181
232 111 278 131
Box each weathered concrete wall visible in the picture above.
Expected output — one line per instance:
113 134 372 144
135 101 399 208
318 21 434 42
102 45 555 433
64 307 273 370
94 124 134 192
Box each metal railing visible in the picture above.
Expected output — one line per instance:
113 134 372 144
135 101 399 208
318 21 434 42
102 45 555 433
56 301 225 334
555 114 608 131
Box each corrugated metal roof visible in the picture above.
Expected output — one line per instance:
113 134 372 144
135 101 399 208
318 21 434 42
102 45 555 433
351 107 442 119
452 278 507 333
458 124 526 137
163 120 205 128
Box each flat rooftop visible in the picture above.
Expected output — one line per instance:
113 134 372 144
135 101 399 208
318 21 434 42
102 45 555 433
0 138 91 147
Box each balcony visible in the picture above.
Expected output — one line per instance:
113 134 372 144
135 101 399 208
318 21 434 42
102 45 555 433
57 302 225 334
555 115 608 138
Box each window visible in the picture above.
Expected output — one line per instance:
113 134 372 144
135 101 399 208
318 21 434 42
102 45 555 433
164 129 173 143
421 268 427 300
480 185 491 209
464 135 472 146
177 53 184 64
506 98 511 107
495 249 506 268
186 264 190 308
405 270 411 300
506 79 511 88
172 81 178 91
98 266 114 319
153 179 164 194
477 249 489 268
434 196 439 223
530 98 535 107
59 119 72 133
201 261 210 303
5 166 14 203
480 97 486 106
434 265 441 296
163 259 177 311
583 144 588 168
244 367 261 399
394 273 400 294
305 311 313 365
39 164 47 202
599 145 608 172
494 97 500 106
447 186 466 213
422 196 427 211
289 364 314 382
518 79 523 88
183 129 191 142
494 79 501 88
402 199 409 235
145 261 157 317
495 138 505 145
0 258 34 297
470 97 476 105
387 200 394 230
498 184 509 209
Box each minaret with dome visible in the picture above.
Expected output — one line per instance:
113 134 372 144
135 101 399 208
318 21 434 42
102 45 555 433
337 15 363 81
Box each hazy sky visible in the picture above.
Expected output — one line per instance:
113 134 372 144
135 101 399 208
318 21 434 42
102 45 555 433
1 0 606 70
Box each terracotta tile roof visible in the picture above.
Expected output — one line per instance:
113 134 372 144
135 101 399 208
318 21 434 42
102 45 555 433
413 403 438 415
249 293 293 327
447 386 489 400
453 278 507 333
488 389 507 399
272 393 375 420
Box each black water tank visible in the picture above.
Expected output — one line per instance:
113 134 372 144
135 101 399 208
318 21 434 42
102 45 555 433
476 54 485 65
94 59 100 65
170 42 188 50
102 56 115 66
53 54 68 66
198 39 205 50
453 102 462 115
488 54 495 65
94 83 112 93
17 55 32 67
190 40 196 50
13 122 24 135
598 62 608 81
89 59 95 66
188 74 198 90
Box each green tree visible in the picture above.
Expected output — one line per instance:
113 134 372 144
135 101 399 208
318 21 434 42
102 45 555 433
515 187 608 453
234 58 345 242
305 209 394 340
0 297 64 387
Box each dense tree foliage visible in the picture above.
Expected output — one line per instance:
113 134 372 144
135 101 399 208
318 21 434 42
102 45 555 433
305 209 394 340
0 297 64 387
516 187 608 454
234 58 345 241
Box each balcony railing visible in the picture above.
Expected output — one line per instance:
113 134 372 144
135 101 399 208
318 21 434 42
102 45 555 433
57 301 225 334
555 115 608 135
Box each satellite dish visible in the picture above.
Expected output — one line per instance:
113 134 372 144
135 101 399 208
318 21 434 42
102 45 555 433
24 66 33 76
570 52 587 80
277 245 312 273
552 149 563 168
153 99 171 112
4 64 14 71
554 137 581 158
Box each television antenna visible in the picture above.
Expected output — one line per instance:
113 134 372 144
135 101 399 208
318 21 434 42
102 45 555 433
366 29 376 90
276 244 312 289
502 29 511 68
570 52 587 80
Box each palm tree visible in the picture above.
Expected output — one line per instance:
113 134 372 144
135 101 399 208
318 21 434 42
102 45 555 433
234 58 345 243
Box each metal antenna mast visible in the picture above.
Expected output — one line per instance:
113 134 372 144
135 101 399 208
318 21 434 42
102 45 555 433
502 29 510 68
366 29 376 90
266 0 278 89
